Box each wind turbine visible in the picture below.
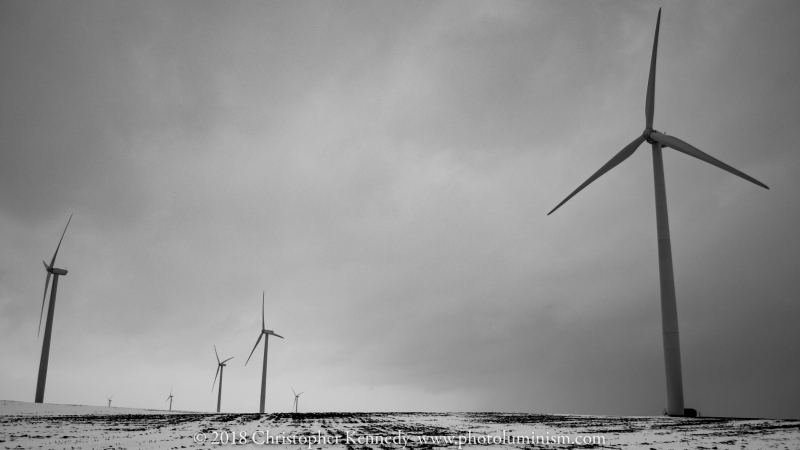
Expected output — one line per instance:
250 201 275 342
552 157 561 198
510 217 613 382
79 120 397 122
292 388 304 413
548 9 768 417
245 291 284 413
212 345 233 413
107 395 113 407
165 385 174 411
35 214 73 403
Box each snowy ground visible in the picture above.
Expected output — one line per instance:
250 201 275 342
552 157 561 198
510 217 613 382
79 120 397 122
1 400 798 449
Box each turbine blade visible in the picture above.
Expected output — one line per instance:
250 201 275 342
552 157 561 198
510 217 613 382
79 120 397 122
38 271 52 336
548 135 646 215
646 8 661 128
271 332 284 339
650 132 769 189
245 333 264 365
262 291 265 330
49 214 73 268
212 365 221 391
222 357 234 364
214 345 220 364
292 388 296 396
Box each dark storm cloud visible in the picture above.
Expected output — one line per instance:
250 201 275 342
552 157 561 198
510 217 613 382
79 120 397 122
1 0 798 419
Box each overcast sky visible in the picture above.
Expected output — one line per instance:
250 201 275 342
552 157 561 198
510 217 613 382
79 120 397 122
2 0 799 419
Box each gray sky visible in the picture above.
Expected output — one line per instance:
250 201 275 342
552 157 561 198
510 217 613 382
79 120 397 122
1 0 799 419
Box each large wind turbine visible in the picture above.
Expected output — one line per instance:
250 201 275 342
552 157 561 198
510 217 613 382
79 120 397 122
245 291 284 413
292 388 304 413
35 214 73 403
548 9 768 417
212 345 233 412
165 386 174 411
107 395 113 407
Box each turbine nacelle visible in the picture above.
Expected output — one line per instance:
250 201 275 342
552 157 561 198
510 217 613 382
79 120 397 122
43 261 67 275
48 267 68 276
263 329 284 339
217 356 234 368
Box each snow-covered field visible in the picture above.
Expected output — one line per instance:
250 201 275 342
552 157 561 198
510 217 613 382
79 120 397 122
1 400 798 449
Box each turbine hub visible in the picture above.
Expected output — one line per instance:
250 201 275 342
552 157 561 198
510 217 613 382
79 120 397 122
643 127 660 145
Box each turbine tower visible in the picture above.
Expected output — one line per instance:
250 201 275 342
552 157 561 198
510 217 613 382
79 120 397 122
292 388 304 413
246 291 284 413
165 386 174 411
107 395 113 407
212 345 233 413
548 9 768 417
35 214 73 403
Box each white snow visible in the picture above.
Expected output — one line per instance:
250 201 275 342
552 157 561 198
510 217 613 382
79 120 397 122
1 400 798 449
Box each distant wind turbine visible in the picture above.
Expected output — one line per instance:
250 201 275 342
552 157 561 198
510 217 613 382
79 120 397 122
245 291 284 413
165 385 174 411
212 345 233 413
292 388 304 413
548 9 768 417
35 214 73 404
107 395 113 407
